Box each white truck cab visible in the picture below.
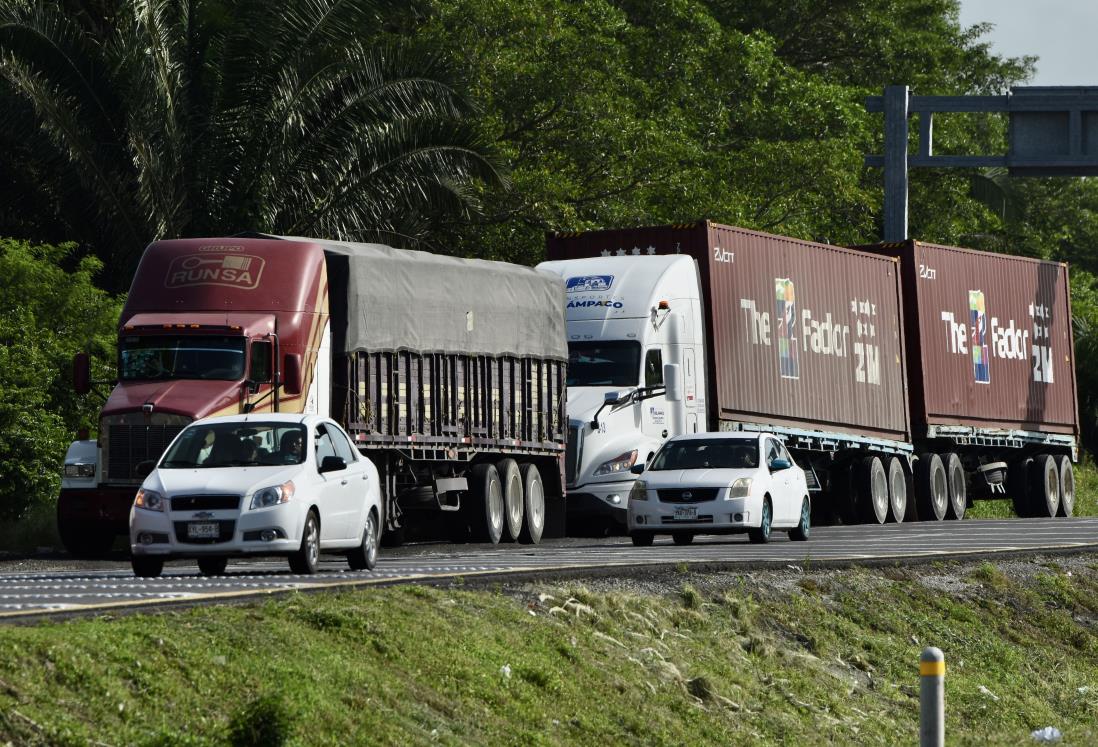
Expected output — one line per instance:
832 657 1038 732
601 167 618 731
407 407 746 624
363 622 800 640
537 255 706 531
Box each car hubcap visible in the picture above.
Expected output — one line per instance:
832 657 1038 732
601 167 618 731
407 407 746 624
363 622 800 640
306 519 318 565
763 504 771 535
801 501 810 535
365 513 377 562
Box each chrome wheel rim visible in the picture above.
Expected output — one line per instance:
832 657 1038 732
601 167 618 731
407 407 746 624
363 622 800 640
305 516 319 566
364 512 377 564
528 479 545 530
762 502 771 537
1046 467 1060 513
800 500 810 537
489 480 504 534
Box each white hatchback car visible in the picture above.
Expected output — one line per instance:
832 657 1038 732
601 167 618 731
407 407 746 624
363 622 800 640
627 432 810 546
130 413 381 577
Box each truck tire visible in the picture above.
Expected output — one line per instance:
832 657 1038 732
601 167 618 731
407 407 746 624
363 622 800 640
914 453 948 521
57 509 115 559
1029 454 1060 518
518 464 546 544
857 456 889 524
468 463 504 544
1056 456 1075 518
944 452 966 520
497 459 524 543
1008 458 1032 518
885 456 908 523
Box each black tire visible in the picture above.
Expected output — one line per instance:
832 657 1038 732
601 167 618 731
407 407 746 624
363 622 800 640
631 532 654 547
497 459 524 543
944 452 967 520
857 456 889 524
788 497 811 541
672 531 694 546
289 510 320 574
1056 456 1075 518
885 456 908 523
1029 454 1060 518
914 453 948 521
518 464 546 544
58 512 115 559
1009 458 1033 518
348 508 380 571
468 463 504 544
197 556 228 576
749 498 773 544
132 556 164 578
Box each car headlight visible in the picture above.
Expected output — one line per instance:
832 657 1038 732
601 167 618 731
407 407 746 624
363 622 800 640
593 450 638 476
250 480 295 510
134 488 166 512
64 463 96 478
727 478 752 500
629 480 648 502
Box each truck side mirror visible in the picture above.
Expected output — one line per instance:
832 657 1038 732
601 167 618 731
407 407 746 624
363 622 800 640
283 354 303 395
664 363 682 402
73 352 91 395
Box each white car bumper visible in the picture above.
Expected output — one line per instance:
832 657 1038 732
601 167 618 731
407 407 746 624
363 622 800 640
130 500 307 557
628 496 761 533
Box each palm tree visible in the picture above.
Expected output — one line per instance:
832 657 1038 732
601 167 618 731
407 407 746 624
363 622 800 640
0 0 503 285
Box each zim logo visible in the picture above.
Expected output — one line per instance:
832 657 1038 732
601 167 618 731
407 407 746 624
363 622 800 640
165 254 265 290
566 275 614 293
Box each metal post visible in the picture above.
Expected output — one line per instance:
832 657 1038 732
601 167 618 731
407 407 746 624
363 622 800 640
920 647 945 747
883 85 910 242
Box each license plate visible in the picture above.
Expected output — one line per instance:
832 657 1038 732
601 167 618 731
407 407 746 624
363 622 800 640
187 522 219 539
674 507 697 521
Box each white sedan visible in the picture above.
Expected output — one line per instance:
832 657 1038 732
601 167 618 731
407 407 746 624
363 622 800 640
627 432 810 546
129 413 381 577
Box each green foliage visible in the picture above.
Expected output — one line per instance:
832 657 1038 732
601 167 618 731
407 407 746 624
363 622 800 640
0 239 119 520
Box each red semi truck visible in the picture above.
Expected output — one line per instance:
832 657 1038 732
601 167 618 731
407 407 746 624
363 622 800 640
60 236 568 555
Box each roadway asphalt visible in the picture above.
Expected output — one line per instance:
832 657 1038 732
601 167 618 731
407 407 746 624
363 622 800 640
0 517 1095 620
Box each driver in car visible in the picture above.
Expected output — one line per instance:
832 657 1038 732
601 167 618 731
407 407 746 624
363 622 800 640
279 431 305 464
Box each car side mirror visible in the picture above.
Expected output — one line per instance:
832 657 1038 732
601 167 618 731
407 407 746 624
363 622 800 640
630 464 645 475
319 455 346 473
770 458 791 471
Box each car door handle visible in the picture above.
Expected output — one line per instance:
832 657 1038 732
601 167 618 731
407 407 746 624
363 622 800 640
341 479 348 486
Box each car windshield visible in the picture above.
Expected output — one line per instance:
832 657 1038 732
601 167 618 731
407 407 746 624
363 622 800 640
567 341 641 386
649 440 759 471
159 422 307 468
120 335 245 381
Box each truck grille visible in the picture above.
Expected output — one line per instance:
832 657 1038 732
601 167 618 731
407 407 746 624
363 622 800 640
106 424 185 482
658 488 720 503
565 424 583 486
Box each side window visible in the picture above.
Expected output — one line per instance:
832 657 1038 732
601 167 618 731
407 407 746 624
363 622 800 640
778 441 795 466
330 426 357 463
314 425 338 467
250 341 272 383
766 439 781 469
644 348 663 387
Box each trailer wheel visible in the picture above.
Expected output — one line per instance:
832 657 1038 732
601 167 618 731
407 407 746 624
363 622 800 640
518 464 545 544
497 459 524 543
914 453 948 521
885 456 908 523
1008 458 1032 518
468 463 504 544
944 453 966 520
1056 456 1075 518
857 457 889 524
1029 454 1060 518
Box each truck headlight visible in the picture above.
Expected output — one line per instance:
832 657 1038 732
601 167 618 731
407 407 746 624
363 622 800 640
593 450 638 476
64 463 96 478
727 478 752 500
629 480 648 502
250 480 295 510
134 488 166 512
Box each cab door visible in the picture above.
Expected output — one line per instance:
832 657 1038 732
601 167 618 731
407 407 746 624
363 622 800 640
639 347 669 439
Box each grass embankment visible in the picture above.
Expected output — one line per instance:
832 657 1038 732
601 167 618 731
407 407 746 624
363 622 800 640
0 558 1096 745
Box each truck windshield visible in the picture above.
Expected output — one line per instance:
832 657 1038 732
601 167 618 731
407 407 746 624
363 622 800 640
160 422 307 468
567 341 641 387
120 335 246 381
649 440 759 471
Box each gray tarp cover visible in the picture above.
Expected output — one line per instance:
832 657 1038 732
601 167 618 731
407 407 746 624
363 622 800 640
266 235 567 359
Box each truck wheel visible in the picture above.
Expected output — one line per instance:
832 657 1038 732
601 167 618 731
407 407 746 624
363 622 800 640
1056 456 1075 518
914 453 948 521
497 459 524 542
885 456 908 523
944 452 966 520
518 464 545 544
1029 454 1060 518
132 556 164 578
197 556 228 576
1008 458 1032 518
857 456 889 524
57 510 115 559
468 463 504 544
289 510 321 574
748 498 773 544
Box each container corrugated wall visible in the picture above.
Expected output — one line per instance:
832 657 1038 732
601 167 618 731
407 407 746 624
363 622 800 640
861 240 1079 437
547 222 911 442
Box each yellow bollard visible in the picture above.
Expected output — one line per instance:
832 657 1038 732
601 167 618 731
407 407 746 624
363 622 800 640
920 647 945 747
